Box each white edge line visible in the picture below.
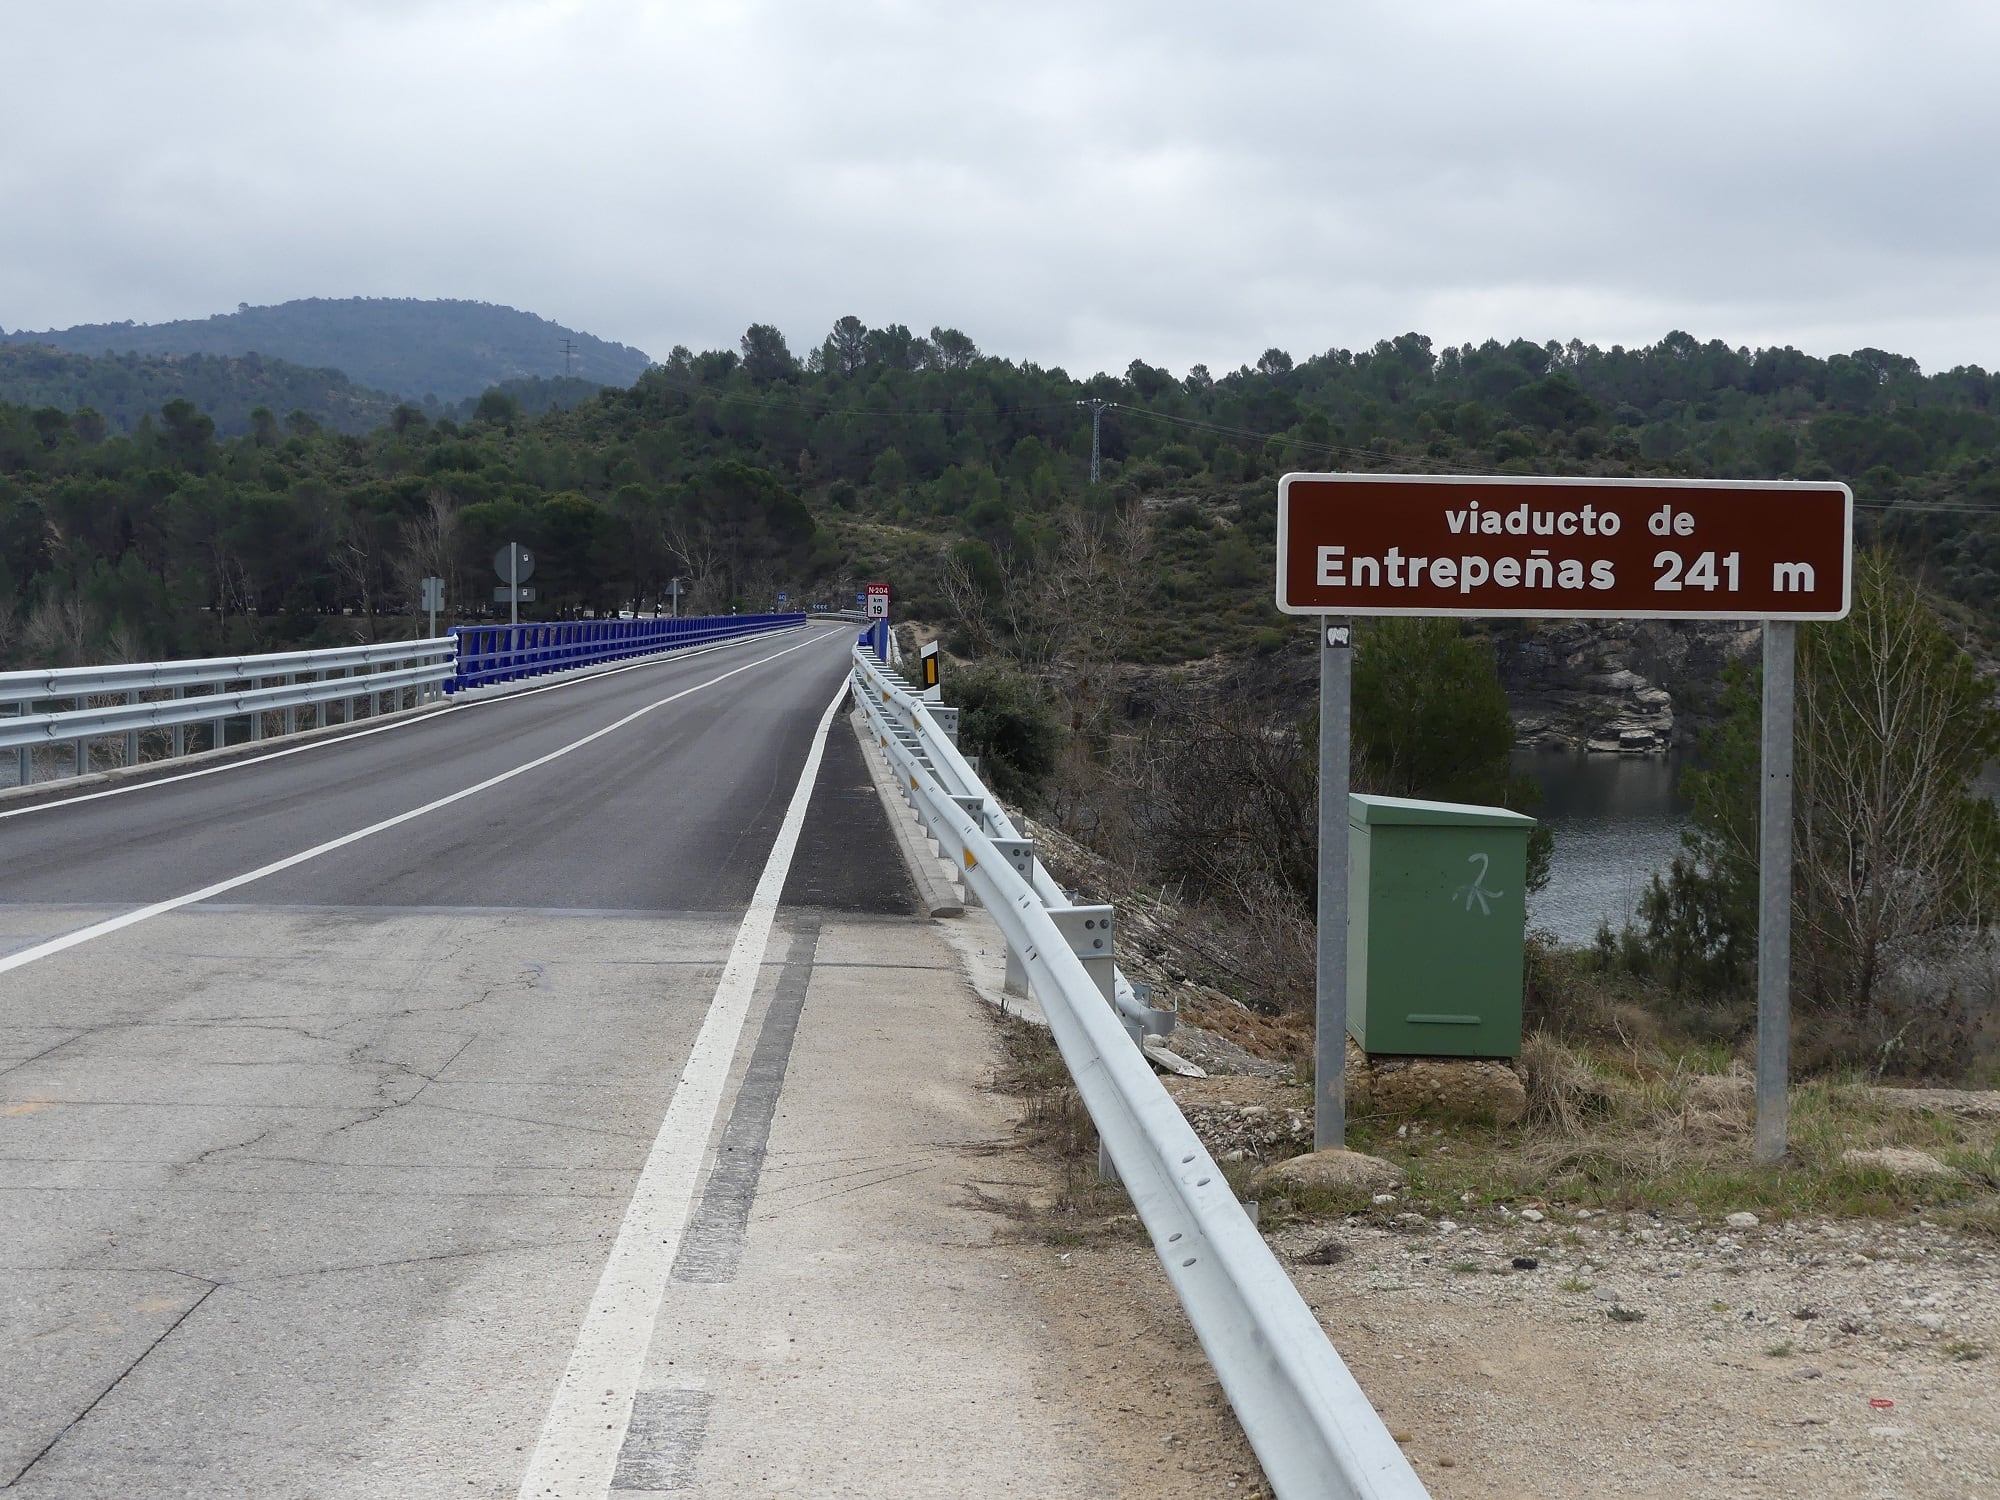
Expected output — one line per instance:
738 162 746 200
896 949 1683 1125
514 672 851 1500
0 624 846 823
0 630 839 979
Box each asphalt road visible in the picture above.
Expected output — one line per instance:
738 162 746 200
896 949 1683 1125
0 624 865 913
0 622 936 1497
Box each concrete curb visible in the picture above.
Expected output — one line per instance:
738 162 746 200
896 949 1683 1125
846 707 966 919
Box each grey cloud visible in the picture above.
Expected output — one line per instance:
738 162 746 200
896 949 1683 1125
5 0 1999 379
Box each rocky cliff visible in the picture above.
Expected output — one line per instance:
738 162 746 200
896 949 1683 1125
1490 618 1763 753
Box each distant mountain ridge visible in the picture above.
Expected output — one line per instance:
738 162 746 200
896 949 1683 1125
0 296 654 402
0 343 405 436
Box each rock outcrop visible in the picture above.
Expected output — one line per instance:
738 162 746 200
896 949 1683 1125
1494 618 1762 752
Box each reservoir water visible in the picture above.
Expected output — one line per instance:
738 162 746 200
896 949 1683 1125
1520 754 2000 948
1516 749 1690 946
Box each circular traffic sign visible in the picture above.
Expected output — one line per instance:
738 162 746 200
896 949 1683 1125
493 543 535 582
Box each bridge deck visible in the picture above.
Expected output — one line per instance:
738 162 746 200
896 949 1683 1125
0 628 1168 1496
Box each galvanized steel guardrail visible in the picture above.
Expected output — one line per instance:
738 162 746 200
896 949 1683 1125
0 613 811 788
851 645 1429 1500
0 638 457 787
449 613 806 691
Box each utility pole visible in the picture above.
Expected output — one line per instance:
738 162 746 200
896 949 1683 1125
1076 398 1109 484
559 337 576 378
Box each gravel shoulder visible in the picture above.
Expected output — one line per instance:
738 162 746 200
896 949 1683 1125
1273 1208 1999 1497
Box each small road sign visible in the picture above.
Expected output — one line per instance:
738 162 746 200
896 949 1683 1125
494 543 535 584
1277 474 1852 620
493 586 537 603
865 582 891 619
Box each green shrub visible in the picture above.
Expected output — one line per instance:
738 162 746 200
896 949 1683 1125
949 661 1065 803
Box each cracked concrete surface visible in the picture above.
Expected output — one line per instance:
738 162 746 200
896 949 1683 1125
0 905 743 1496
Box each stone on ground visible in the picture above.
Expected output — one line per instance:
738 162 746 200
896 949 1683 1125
1839 1146 1959 1180
1253 1147 1404 1196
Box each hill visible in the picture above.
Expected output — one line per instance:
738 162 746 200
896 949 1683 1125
0 343 405 437
2 319 1997 669
0 297 653 402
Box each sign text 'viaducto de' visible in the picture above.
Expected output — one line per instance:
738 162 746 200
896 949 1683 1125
1276 474 1853 620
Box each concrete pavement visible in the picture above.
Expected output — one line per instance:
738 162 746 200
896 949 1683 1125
0 627 1176 1496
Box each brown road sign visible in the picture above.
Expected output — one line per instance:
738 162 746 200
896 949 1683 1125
1276 474 1852 620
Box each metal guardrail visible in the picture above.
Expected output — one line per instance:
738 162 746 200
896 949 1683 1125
449 614 806 691
0 638 456 787
0 614 815 789
851 646 1429 1500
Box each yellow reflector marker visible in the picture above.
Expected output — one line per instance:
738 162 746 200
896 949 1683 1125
963 850 977 868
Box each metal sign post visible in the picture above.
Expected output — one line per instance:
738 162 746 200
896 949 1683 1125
1277 473 1852 1160
494 544 535 628
1315 619 1352 1149
420 576 444 638
1756 621 1797 1163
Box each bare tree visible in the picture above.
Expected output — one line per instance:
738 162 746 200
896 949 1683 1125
1790 551 2000 1014
21 589 99 667
935 544 996 654
663 518 726 614
331 511 381 643
396 488 462 627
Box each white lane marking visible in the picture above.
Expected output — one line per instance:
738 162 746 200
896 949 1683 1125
515 674 848 1500
0 631 844 979
0 624 848 823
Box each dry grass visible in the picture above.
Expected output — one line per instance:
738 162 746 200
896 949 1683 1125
1342 1032 2000 1224
982 1008 1147 1247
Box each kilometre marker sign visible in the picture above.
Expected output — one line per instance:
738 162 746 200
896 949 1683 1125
1277 474 1852 620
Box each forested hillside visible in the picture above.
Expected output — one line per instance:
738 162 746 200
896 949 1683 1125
2 320 1998 671
1 298 652 402
0 344 404 437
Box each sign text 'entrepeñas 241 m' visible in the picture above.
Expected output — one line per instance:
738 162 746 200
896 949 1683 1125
1275 474 1852 620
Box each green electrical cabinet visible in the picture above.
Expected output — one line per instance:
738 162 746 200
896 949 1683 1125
1347 793 1536 1059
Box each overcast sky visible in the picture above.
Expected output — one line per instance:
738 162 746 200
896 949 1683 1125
6 1 1999 379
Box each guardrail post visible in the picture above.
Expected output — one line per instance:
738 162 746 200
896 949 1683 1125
985 838 1038 997
74 733 88 778
15 743 27 788
250 678 264 741
124 690 138 766
1046 904 1117 1004
928 705 959 746
948 795 988 907
284 673 297 735
172 687 185 756
984 837 1035 883
1049 901 1124 1183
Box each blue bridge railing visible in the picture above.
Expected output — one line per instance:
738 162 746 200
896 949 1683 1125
447 614 805 692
